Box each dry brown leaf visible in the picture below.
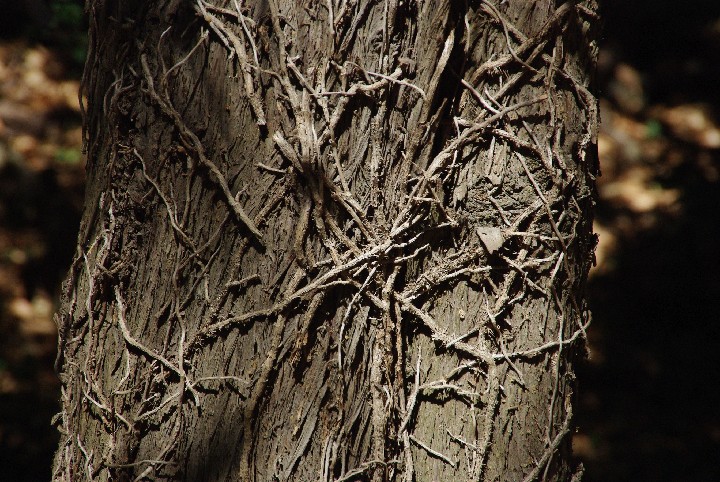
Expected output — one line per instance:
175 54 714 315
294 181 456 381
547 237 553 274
600 167 679 213
654 104 720 148
476 226 504 254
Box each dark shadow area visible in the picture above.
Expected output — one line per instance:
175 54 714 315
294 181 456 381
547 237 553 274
601 0 720 107
0 0 87 74
0 163 81 482
580 173 720 481
577 1 720 480
0 164 81 294
0 367 61 480
0 1 85 479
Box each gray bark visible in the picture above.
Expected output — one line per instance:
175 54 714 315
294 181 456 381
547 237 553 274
53 1 599 481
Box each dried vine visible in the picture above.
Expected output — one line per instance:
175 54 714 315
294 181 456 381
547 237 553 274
53 1 598 481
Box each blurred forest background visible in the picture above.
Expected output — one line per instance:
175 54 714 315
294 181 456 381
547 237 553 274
0 1 719 480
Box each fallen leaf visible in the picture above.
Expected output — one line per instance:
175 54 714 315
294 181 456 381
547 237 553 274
476 226 504 254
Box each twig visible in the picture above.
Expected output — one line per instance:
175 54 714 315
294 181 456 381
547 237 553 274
516 152 568 263
521 407 573 482
469 1 576 84
195 0 266 124
409 435 457 468
256 162 287 175
140 54 263 241
365 68 426 99
399 347 422 435
114 287 182 378
397 294 492 365
238 268 304 481
334 460 399 482
134 149 196 250
496 321 589 360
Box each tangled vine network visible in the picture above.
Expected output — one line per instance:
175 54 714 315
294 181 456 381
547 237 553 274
55 1 598 481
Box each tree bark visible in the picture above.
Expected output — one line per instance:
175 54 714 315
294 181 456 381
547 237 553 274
53 1 599 481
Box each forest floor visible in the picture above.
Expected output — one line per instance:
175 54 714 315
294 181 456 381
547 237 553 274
1 2 720 480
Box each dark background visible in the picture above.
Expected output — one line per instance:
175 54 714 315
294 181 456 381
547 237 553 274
1 1 719 480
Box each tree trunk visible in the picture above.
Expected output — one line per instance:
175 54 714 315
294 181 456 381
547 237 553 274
53 1 599 480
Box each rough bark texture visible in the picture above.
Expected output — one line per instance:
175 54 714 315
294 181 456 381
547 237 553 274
53 1 599 481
